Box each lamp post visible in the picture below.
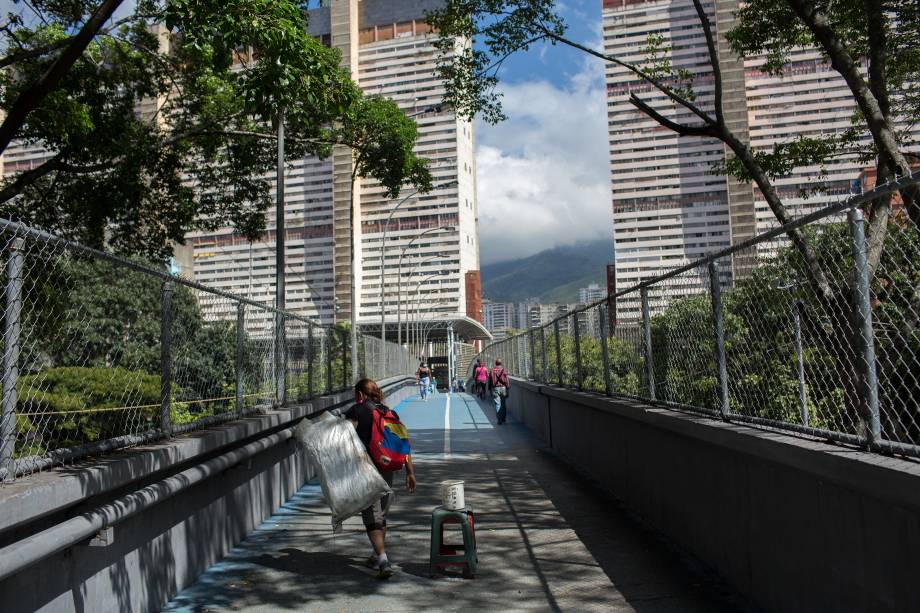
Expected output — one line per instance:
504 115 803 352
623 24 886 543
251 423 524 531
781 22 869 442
407 273 449 357
378 181 457 359
396 225 456 347
412 294 455 361
402 253 452 350
274 109 286 406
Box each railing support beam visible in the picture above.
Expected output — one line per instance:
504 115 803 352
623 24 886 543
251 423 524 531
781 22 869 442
600 306 612 396
1 238 23 475
160 281 174 433
708 262 730 419
235 302 245 416
848 208 881 448
640 287 655 401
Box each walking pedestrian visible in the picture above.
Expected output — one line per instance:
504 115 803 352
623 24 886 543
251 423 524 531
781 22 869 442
473 359 489 400
345 378 417 579
489 359 510 425
416 361 432 401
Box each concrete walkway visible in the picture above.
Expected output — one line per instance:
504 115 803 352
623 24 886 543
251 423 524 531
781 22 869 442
162 392 747 612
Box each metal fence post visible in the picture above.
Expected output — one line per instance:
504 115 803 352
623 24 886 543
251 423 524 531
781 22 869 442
540 326 548 383
235 302 245 416
600 306 612 396
573 313 583 390
793 300 809 427
514 337 521 377
160 281 173 433
640 287 655 400
529 329 536 380
275 312 287 407
708 262 730 419
307 325 314 399
1 238 23 475
340 328 348 390
848 208 881 448
326 330 333 393
553 320 562 387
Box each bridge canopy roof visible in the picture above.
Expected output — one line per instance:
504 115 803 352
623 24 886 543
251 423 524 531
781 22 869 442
359 314 492 343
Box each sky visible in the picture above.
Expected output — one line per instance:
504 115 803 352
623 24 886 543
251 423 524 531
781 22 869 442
474 1 612 265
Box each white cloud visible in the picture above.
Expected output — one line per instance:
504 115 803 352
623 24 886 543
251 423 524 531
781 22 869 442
475 53 612 265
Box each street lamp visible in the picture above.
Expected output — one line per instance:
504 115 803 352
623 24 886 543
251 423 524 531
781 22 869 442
379 180 457 353
396 225 456 347
407 272 450 355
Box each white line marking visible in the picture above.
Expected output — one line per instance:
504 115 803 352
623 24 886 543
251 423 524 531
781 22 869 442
444 393 451 456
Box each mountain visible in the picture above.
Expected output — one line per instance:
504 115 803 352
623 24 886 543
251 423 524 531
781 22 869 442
481 239 612 304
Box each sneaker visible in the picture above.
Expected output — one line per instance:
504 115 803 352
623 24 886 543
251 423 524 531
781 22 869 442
365 554 380 569
377 559 394 579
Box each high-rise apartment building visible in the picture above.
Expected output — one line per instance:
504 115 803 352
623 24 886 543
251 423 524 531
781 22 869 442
482 300 516 338
186 0 485 339
603 0 732 321
602 0 919 319
743 48 919 237
579 283 606 304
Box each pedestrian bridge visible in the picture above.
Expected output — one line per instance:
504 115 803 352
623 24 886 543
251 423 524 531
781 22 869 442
2 376 918 613
2 180 920 613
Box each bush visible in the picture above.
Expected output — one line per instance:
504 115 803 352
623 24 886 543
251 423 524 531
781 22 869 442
16 366 171 452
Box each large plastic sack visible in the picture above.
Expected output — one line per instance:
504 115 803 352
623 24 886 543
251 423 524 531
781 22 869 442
294 410 392 531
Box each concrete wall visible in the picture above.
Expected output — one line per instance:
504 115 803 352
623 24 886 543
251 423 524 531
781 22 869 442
0 377 415 613
506 379 920 613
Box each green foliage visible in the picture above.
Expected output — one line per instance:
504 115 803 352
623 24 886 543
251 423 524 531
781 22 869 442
336 95 432 198
428 0 564 123
716 136 838 188
642 33 696 103
16 366 164 451
498 223 919 439
15 256 254 450
0 0 427 257
726 0 920 167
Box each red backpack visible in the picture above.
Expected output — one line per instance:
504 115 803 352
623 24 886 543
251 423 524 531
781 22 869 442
369 404 411 471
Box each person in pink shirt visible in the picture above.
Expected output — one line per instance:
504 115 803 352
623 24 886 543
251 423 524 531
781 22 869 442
473 359 489 400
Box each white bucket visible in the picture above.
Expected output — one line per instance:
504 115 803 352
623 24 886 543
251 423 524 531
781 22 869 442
440 480 465 510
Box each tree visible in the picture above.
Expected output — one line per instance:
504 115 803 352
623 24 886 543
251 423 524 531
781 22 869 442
331 95 433 379
429 0 919 444
0 0 420 258
428 0 917 291
24 256 250 401
13 254 280 453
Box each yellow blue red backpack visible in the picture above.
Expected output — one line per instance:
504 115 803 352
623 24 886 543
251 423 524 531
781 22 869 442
369 402 411 471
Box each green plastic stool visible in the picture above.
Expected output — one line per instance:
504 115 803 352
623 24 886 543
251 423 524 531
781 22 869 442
429 505 477 578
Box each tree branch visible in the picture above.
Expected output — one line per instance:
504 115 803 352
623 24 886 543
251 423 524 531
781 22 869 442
534 25 716 126
718 127 835 302
784 0 917 220
689 0 723 125
0 0 126 156
0 153 65 204
628 95 715 137
0 13 142 70
0 36 75 69
865 160 891 279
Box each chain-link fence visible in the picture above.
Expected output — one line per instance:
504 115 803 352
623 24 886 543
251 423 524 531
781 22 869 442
473 173 920 459
0 220 413 482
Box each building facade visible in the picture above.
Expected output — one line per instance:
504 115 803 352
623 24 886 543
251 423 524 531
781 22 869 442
482 300 516 338
602 0 732 321
578 283 606 305
186 0 482 333
602 0 920 321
